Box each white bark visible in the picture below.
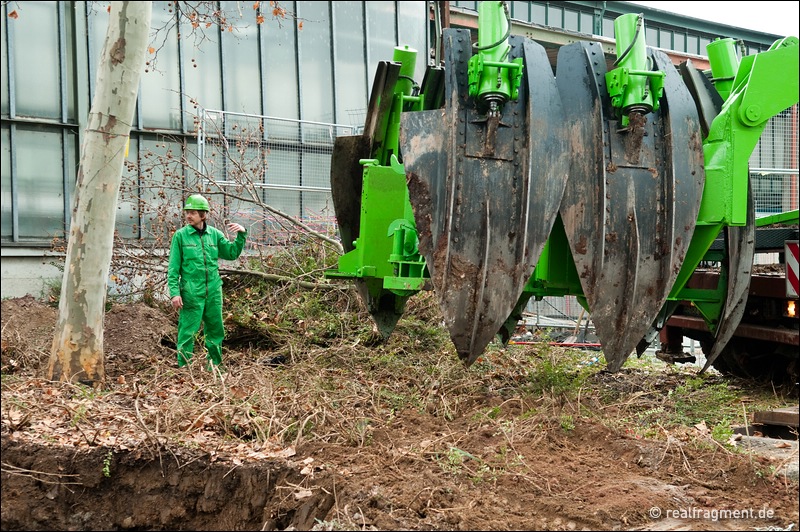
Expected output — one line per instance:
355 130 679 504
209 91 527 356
48 2 152 385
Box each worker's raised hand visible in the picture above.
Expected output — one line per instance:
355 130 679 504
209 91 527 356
227 222 245 234
171 295 183 310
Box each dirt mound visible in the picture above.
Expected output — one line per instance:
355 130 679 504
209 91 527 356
1 297 175 377
1 297 798 531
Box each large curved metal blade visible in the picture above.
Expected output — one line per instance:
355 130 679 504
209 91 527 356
330 135 370 254
400 30 570 365
701 183 756 373
556 42 704 371
679 59 724 138
636 59 725 356
330 62 406 337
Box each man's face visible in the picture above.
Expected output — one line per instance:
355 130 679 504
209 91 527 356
185 209 205 227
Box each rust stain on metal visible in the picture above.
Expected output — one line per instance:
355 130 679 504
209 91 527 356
575 234 588 255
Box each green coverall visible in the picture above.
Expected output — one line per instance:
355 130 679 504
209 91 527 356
167 223 247 366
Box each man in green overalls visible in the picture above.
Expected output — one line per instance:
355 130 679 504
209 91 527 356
167 194 247 367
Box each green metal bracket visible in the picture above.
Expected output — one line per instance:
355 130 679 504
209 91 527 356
326 45 433 302
467 1 522 114
605 13 665 127
756 209 799 227
666 37 799 334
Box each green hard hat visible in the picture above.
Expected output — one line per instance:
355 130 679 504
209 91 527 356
183 194 209 211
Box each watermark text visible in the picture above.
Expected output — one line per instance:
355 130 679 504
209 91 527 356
649 506 775 521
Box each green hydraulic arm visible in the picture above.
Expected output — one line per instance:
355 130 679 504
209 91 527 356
662 36 799 370
325 46 443 337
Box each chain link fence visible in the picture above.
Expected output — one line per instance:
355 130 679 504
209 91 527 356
196 109 357 244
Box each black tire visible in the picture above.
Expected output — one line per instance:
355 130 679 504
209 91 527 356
705 337 797 383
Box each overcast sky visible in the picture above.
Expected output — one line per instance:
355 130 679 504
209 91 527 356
626 1 799 38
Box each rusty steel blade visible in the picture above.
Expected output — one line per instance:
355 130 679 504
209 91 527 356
330 62 406 337
556 42 704 371
331 61 400 255
400 30 570 365
679 59 724 138
701 182 756 373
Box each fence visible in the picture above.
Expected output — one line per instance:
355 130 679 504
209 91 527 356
751 104 799 216
196 109 356 243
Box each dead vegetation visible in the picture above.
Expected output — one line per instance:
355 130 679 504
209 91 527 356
1 242 799 530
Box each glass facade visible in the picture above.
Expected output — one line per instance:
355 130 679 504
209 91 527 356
1 1 794 250
1 0 430 245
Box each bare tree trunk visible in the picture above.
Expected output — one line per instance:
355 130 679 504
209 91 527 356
48 2 152 386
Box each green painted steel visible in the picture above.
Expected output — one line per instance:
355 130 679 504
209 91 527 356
467 1 523 113
329 5 798 370
756 209 800 227
326 45 436 331
605 13 665 126
671 37 799 302
706 38 739 101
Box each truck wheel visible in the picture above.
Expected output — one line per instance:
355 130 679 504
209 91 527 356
707 337 796 382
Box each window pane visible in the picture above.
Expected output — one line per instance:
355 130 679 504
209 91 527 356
531 4 546 26
87 2 110 104
603 17 615 38
397 1 428 83
564 10 579 32
302 189 334 221
1 126 10 239
183 19 222 112
265 145 301 188
454 1 478 11
117 136 140 239
659 29 673 50
300 144 332 189
263 4 298 119
16 128 64 239
265 148 301 223
221 0 261 115
580 13 593 34
645 27 657 47
140 2 181 129
700 37 712 55
675 33 687 54
333 2 367 126
1 15 9 115
687 35 700 55
297 2 334 123
511 2 529 22
138 137 185 242
366 2 397 97
547 5 563 28
13 1 60 119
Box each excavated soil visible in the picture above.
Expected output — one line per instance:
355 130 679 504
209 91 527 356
1 295 798 531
